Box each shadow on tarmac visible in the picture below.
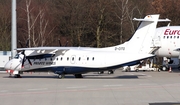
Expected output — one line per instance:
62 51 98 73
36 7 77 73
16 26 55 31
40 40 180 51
2 73 146 79
149 102 180 105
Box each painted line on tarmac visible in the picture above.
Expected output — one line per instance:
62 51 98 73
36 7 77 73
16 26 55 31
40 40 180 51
163 83 180 86
1 84 180 97
139 83 157 86
0 90 8 92
27 88 48 91
103 84 123 87
67 86 87 89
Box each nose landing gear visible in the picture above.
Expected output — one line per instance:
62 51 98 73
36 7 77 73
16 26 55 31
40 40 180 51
14 74 22 78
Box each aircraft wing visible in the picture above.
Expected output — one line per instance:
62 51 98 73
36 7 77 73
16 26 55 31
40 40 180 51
15 47 74 51
15 47 73 59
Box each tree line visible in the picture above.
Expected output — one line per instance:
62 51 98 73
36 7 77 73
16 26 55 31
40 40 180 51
0 0 180 50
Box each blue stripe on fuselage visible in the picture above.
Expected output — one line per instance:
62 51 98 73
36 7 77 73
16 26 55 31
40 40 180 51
22 57 150 74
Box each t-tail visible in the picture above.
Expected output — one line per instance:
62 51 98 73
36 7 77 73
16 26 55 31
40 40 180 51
107 14 170 54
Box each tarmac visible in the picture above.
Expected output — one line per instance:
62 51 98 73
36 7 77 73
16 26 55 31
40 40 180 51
0 69 180 105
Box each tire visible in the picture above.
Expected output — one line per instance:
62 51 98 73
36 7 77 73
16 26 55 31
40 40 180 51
178 66 180 71
98 71 104 74
74 74 83 78
108 70 114 74
162 66 167 71
58 74 65 79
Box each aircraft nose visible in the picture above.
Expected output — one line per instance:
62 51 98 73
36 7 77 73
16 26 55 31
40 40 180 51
4 60 12 70
4 59 22 72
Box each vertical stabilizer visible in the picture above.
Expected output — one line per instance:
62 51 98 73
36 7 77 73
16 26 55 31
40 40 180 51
102 14 170 53
125 14 159 53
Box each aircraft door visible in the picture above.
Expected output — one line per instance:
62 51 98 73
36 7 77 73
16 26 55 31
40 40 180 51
70 55 76 64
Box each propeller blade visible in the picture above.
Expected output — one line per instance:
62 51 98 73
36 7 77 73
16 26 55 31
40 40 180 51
58 39 62 46
18 40 24 48
27 59 32 66
21 55 26 68
25 39 30 48
19 39 32 68
65 41 68 47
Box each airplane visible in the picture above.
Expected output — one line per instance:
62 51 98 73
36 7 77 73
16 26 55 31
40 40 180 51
4 14 168 78
153 26 180 70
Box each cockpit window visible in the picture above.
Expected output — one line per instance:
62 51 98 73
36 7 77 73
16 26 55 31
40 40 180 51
14 54 19 59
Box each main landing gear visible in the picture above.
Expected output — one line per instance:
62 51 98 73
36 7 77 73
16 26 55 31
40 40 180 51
57 74 83 79
74 74 83 78
57 74 65 79
98 70 114 74
108 70 114 74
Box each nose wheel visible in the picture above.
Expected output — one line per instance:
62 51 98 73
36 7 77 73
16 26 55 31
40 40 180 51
14 74 22 78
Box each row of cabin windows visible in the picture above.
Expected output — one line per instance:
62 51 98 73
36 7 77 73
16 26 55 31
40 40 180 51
163 36 180 39
36 57 95 61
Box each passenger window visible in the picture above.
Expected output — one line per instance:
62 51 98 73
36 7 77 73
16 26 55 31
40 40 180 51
61 57 63 60
178 36 179 39
72 57 74 61
174 36 176 38
170 36 172 39
92 57 94 61
79 57 81 61
67 57 69 61
167 36 169 39
87 57 89 61
56 58 58 61
163 36 165 39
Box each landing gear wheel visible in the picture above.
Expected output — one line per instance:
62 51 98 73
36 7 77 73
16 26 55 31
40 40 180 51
178 66 180 71
74 74 83 78
98 71 104 74
58 74 65 79
14 74 21 78
108 70 114 74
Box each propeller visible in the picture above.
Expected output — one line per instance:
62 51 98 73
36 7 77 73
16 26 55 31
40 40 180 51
18 39 32 68
58 39 62 46
65 41 68 47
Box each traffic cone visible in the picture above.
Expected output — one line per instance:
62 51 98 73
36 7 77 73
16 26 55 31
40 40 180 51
169 66 172 73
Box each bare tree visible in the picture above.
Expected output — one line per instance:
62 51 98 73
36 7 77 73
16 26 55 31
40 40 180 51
113 0 129 44
17 0 55 47
0 0 11 50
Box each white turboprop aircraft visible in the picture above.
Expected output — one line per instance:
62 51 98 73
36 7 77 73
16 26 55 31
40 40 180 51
4 14 168 78
154 26 180 70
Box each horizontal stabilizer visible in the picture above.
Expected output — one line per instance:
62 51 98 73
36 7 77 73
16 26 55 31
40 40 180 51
133 15 171 22
158 19 171 22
